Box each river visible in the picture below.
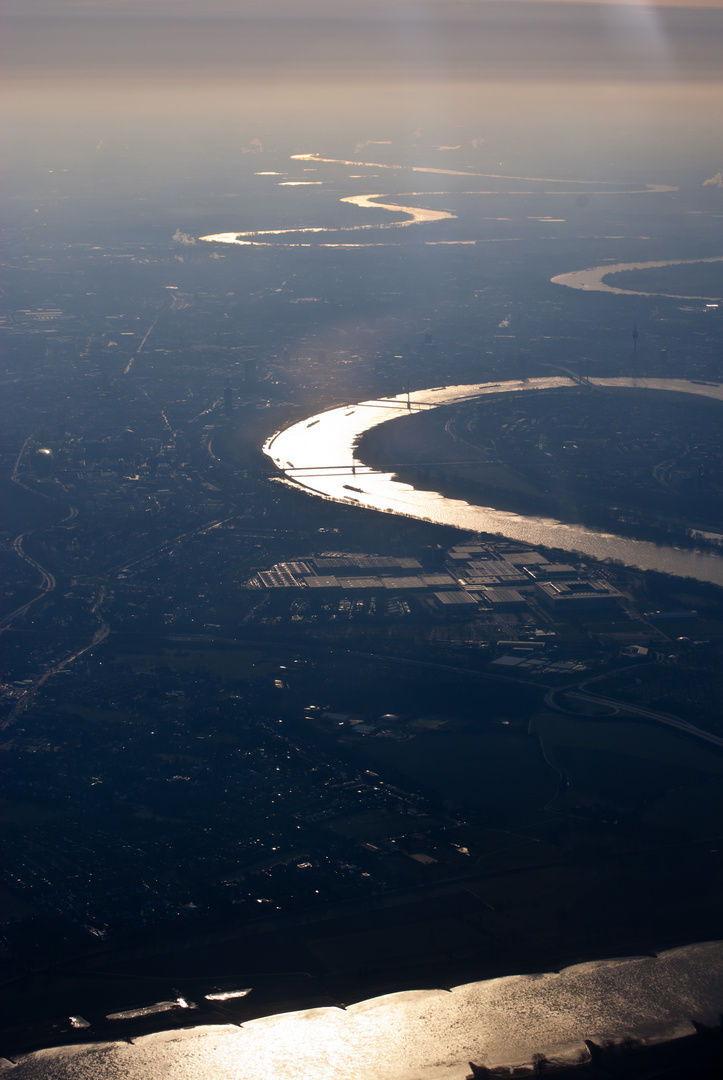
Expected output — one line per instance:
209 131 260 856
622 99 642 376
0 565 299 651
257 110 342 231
551 256 723 300
264 376 723 587
6 943 723 1078
198 153 679 250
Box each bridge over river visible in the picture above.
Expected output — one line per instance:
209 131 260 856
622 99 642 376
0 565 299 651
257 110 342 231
264 376 723 587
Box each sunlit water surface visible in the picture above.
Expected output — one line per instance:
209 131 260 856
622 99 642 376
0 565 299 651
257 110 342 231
265 377 723 587
7 944 723 1078
551 256 723 299
199 153 680 249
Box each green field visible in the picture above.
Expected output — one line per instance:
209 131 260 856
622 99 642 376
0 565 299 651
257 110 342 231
326 811 446 841
605 261 723 298
531 712 723 814
531 713 723 773
642 777 723 835
114 647 279 680
359 728 559 822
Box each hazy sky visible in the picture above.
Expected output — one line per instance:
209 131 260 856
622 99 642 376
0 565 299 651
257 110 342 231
5 0 723 78
4 1 722 190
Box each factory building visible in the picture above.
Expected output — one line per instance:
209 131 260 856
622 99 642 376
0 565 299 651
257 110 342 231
535 578 623 613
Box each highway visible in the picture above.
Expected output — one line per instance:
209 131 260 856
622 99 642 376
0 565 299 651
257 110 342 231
0 532 57 633
544 665 723 750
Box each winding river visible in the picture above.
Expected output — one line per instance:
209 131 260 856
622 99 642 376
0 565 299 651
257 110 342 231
264 376 723 587
198 192 455 247
198 151 679 249
551 256 723 300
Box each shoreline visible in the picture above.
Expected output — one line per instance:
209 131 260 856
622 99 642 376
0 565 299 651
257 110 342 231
262 376 723 586
3 933 721 1063
550 255 723 299
354 398 723 556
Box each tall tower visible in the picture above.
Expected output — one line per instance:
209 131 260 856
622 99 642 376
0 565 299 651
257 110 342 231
632 325 639 365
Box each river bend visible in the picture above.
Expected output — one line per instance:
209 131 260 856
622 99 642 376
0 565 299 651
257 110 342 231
264 377 723 586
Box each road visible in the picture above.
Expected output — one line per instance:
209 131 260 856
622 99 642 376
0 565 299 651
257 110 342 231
544 664 723 749
0 532 57 633
2 597 110 728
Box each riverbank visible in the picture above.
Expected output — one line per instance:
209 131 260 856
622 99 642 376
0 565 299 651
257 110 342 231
550 255 723 299
354 388 723 555
3 941 723 1078
3 920 722 1063
263 377 723 586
